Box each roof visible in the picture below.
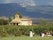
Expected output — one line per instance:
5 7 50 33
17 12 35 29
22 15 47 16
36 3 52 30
10 18 21 23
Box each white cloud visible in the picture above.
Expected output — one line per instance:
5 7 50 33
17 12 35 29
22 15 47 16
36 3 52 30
1 0 12 3
19 3 27 7
3 0 10 3
48 2 53 5
19 0 36 7
1 0 36 7
28 0 36 6
6 0 10 2
47 0 53 5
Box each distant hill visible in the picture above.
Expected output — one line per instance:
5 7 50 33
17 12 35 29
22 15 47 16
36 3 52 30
0 3 53 19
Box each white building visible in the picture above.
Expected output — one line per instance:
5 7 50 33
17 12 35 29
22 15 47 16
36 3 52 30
9 13 32 26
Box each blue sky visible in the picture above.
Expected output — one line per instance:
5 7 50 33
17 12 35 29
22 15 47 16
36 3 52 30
0 0 53 6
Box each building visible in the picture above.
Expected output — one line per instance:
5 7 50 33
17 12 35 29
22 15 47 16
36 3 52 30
9 14 32 26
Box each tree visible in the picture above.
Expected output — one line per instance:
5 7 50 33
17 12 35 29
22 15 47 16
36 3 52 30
40 20 47 26
0 19 8 25
9 17 12 22
14 12 22 18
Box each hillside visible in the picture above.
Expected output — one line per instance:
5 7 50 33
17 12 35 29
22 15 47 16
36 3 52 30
0 3 53 19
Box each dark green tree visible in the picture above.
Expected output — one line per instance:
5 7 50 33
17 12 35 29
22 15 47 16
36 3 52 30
40 20 47 26
0 19 8 25
14 12 22 18
9 17 12 22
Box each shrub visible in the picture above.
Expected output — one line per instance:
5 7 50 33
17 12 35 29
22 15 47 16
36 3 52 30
0 25 53 37
0 19 8 25
0 31 8 37
24 30 30 36
14 30 22 36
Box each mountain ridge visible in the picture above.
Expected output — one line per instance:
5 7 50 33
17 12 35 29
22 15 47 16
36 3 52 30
0 3 53 19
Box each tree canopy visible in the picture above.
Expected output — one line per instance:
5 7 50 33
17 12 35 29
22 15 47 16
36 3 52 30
14 12 22 18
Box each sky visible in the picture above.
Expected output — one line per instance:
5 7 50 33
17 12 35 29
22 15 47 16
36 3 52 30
0 0 53 6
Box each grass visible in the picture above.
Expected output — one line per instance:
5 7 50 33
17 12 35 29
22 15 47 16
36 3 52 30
0 36 53 40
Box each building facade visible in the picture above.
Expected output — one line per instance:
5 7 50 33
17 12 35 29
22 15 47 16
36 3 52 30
9 14 32 26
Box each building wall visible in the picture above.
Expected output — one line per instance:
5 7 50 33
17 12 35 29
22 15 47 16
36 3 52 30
19 20 32 26
10 14 32 26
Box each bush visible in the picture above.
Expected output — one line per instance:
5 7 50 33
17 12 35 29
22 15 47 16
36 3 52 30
0 25 53 37
0 31 8 37
24 30 30 36
0 19 8 25
34 27 46 34
14 30 22 36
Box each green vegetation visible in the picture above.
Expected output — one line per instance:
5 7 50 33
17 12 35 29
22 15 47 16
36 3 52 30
0 24 53 37
9 17 12 22
0 19 8 25
14 12 22 18
0 36 53 40
0 17 53 37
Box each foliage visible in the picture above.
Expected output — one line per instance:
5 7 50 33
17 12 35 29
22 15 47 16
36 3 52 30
40 20 47 26
14 12 22 18
0 19 8 25
0 36 53 40
0 23 53 37
9 17 12 22
14 30 22 36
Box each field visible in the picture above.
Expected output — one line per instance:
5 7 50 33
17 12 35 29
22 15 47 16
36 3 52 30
0 36 53 40
0 25 53 40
